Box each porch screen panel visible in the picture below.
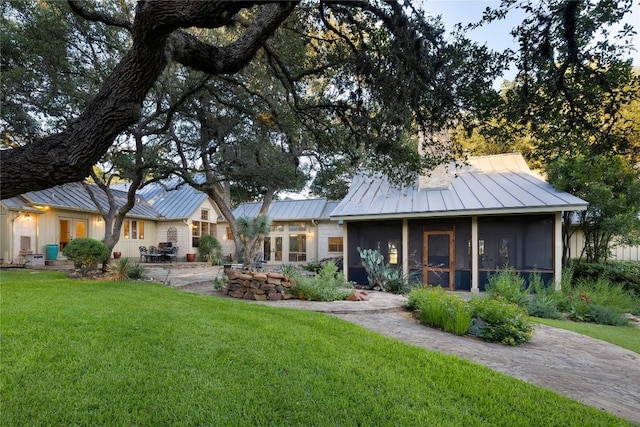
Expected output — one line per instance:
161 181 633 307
454 218 471 291
347 221 402 285
478 214 554 287
427 234 449 269
408 220 423 269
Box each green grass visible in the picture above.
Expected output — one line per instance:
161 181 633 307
532 317 640 354
1 271 632 426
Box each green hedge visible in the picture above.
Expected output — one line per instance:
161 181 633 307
570 260 640 297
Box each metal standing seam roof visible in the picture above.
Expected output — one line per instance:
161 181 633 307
232 198 338 221
330 153 588 220
136 178 208 220
3 182 159 218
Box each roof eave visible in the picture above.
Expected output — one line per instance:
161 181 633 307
331 204 589 221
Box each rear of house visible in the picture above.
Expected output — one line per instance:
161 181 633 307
331 153 588 291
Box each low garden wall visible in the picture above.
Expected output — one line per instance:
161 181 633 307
222 269 298 301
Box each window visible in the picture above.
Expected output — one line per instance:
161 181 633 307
271 222 284 232
289 223 308 232
192 220 216 247
201 209 209 221
123 220 144 240
289 234 307 262
328 237 343 252
388 240 399 265
226 227 234 240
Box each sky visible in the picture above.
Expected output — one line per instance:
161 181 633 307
418 0 640 84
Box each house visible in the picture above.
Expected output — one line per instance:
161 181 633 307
0 180 222 264
330 153 588 292
227 198 342 264
1 153 592 285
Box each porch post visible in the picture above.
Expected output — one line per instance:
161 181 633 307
342 221 348 279
554 212 562 291
402 219 409 278
471 216 479 293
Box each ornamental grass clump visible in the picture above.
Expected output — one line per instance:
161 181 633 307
409 287 471 336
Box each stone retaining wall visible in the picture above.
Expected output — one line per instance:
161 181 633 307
222 269 298 301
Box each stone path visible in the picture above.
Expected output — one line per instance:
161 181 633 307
148 265 640 425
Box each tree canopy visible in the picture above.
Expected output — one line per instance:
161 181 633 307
1 0 503 199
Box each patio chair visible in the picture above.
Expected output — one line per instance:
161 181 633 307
166 246 179 263
147 246 160 263
139 246 147 262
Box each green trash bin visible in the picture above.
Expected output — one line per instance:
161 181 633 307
45 244 59 261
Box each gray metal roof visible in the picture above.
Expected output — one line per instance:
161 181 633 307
136 178 208 219
331 153 588 219
232 198 337 220
3 182 159 218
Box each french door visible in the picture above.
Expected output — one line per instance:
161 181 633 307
423 231 455 290
59 218 87 250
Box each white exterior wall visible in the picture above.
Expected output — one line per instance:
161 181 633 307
569 226 640 262
215 222 236 261
316 221 344 261
147 221 189 260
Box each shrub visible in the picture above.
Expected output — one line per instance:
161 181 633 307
62 238 109 276
570 260 640 297
570 276 637 314
527 297 564 320
291 262 353 301
469 297 534 346
565 293 592 322
586 304 631 326
197 235 223 264
106 258 147 281
485 267 530 307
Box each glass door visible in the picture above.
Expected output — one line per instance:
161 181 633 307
59 219 87 250
423 231 455 290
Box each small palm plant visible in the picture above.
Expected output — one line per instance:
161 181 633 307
106 258 147 281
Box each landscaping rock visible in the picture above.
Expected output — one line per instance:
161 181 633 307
346 290 370 301
223 269 298 301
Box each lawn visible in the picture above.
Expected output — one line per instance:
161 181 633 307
1 270 631 426
532 317 640 354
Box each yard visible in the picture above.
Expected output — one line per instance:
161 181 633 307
1 270 632 426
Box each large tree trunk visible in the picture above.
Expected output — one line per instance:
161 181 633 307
0 2 296 198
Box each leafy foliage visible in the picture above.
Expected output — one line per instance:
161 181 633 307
547 154 640 263
570 260 640 298
61 238 109 276
485 267 530 307
469 297 534 346
197 234 223 265
486 0 639 161
291 262 353 302
236 215 271 267
585 305 630 327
